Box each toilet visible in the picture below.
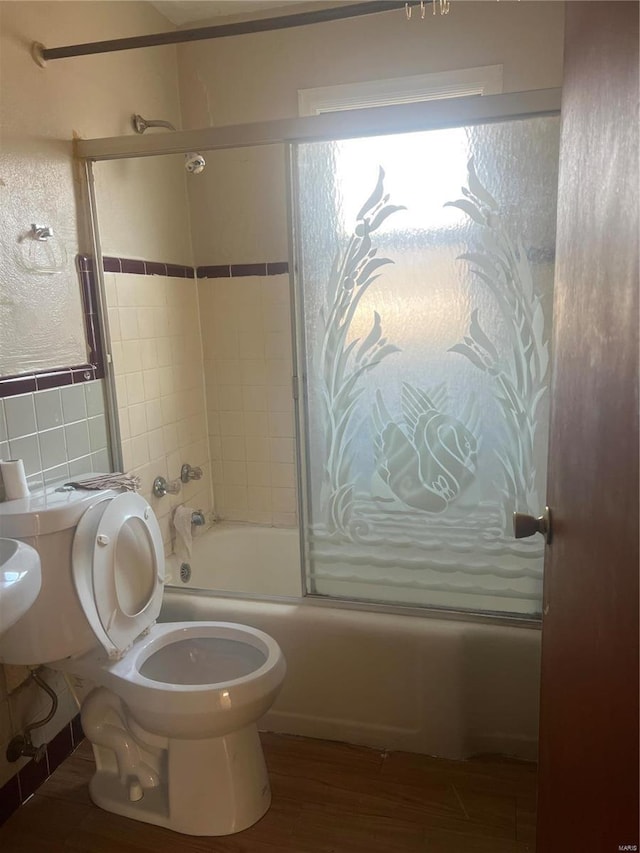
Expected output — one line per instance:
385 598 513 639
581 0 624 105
0 484 286 836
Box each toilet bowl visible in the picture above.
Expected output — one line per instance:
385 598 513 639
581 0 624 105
0 484 286 836
83 621 286 739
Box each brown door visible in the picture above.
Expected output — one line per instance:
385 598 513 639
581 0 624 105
537 3 639 851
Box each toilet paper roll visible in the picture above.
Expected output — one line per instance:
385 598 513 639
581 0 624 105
173 505 195 561
0 459 29 500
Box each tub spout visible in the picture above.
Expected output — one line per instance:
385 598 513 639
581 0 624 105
191 510 205 526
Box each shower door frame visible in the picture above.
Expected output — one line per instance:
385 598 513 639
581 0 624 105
288 112 561 622
77 87 561 627
77 89 560 162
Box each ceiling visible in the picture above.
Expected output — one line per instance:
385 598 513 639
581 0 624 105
149 1 352 27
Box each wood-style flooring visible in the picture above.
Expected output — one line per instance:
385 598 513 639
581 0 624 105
0 733 536 851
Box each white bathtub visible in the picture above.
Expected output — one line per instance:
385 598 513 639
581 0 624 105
165 522 302 597
162 524 541 761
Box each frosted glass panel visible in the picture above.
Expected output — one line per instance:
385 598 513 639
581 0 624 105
294 116 560 616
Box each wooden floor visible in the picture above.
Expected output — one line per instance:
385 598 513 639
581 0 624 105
0 733 537 852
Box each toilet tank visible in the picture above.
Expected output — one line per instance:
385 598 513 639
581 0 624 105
0 484 115 665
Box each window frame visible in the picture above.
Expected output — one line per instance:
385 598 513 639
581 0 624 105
297 64 503 117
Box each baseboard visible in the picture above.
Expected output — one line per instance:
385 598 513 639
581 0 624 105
464 732 539 762
261 709 538 762
260 709 466 758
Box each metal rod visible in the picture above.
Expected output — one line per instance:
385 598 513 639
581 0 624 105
37 1 424 62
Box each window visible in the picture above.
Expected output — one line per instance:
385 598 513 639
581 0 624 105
298 65 503 116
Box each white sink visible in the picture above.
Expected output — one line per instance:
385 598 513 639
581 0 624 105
0 538 41 636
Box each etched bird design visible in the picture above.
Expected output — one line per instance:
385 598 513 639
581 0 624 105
372 384 478 513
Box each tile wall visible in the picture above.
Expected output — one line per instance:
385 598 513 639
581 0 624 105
0 668 79 791
104 271 213 552
0 707 83 825
0 380 110 500
198 273 298 526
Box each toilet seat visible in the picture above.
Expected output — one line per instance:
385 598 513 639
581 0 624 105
72 492 164 659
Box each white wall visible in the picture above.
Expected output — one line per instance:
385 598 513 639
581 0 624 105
93 155 194 266
0 1 185 377
179 1 564 125
177 0 565 265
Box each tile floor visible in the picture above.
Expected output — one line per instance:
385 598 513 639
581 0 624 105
0 732 537 852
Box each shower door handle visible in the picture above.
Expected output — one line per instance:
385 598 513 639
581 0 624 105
513 507 552 544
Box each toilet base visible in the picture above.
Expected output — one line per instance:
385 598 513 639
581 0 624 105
88 723 272 836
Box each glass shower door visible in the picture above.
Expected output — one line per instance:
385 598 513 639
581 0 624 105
293 113 560 617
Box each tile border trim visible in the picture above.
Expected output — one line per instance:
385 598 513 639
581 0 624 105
0 365 98 399
98 255 195 279
0 255 289 398
197 261 289 278
0 713 83 827
99 257 290 279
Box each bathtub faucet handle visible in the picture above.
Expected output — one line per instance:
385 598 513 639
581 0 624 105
152 476 181 498
181 463 203 483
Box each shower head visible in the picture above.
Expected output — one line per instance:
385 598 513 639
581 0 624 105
132 114 206 174
185 152 206 175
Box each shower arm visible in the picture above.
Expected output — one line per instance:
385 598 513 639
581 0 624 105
132 115 207 174
133 115 177 135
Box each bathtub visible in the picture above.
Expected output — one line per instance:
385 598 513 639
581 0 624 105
165 522 302 597
161 524 541 761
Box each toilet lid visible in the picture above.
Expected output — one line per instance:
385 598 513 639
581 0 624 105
72 492 164 658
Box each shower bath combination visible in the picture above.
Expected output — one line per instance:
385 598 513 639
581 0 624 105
132 114 206 174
